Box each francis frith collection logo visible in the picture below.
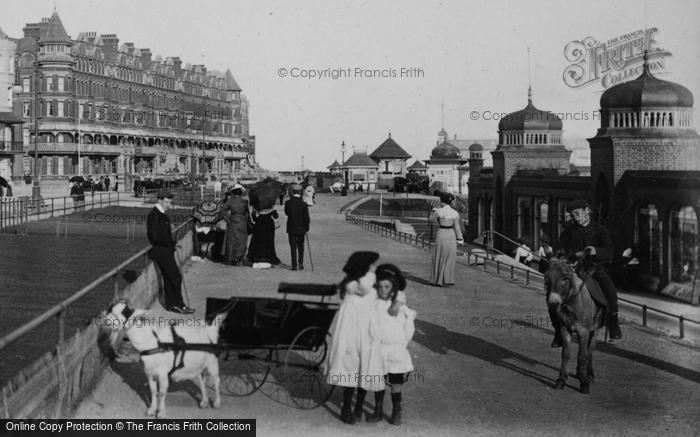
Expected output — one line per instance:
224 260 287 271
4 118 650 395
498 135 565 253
563 28 672 89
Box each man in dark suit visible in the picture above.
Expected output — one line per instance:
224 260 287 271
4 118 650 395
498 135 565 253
147 190 194 314
549 199 621 347
284 184 310 271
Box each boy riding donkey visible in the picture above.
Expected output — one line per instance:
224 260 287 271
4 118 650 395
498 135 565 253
548 199 622 348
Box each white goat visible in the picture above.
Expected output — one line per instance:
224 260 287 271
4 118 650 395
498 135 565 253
103 300 225 418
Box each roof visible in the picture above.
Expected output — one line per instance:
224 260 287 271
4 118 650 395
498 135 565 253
39 12 72 45
469 143 483 151
327 160 341 169
224 69 242 91
430 141 461 159
498 88 563 132
407 160 426 170
341 152 378 168
600 54 693 109
369 134 411 160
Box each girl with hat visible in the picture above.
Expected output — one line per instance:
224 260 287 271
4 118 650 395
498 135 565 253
325 251 385 424
367 264 416 425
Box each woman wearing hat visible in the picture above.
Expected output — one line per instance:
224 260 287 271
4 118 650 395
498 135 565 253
223 184 250 266
430 192 464 286
325 251 385 424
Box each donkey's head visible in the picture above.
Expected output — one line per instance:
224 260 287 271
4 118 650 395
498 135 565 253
545 258 576 306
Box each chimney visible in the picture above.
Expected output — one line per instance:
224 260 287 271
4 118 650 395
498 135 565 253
123 42 135 55
140 48 152 68
171 56 182 76
100 34 119 60
23 20 48 41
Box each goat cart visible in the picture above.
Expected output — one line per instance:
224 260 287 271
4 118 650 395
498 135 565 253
205 282 339 409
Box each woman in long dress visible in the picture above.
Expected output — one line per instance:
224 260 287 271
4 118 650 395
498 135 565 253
430 192 464 286
223 185 250 265
246 208 281 265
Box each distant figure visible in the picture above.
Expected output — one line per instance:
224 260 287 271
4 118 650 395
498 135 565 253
70 182 85 211
104 175 111 191
514 239 533 266
279 183 289 206
430 192 464 287
303 184 315 207
147 190 194 314
113 175 119 192
98 176 105 191
133 176 141 197
223 184 250 266
284 184 310 271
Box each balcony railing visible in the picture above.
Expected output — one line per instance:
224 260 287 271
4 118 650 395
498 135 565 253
0 141 24 153
33 142 120 154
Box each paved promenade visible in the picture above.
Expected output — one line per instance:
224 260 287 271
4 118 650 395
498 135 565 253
75 194 700 436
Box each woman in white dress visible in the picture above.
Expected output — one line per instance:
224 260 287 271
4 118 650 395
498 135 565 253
430 192 464 286
325 251 385 424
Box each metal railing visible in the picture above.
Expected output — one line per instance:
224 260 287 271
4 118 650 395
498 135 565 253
346 214 700 340
483 229 542 262
0 218 192 354
1 191 121 233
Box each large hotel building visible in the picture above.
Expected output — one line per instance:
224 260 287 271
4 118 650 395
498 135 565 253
1 11 254 183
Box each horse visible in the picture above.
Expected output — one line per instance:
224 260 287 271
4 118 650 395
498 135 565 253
545 257 605 394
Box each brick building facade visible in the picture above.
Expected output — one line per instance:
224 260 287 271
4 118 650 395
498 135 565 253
10 11 254 184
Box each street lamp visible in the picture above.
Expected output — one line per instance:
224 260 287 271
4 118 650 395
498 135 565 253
341 140 349 196
32 65 43 205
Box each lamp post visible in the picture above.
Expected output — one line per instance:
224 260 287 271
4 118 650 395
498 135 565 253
32 65 42 205
341 140 348 196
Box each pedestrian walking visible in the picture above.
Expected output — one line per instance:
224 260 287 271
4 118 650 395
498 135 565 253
146 190 194 314
70 181 85 211
104 175 111 191
303 184 315 207
514 239 533 266
429 192 464 287
284 183 310 271
222 184 250 266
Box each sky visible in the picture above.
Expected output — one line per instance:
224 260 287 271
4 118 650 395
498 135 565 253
2 0 699 171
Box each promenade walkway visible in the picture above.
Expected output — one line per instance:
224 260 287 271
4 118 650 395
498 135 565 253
74 194 700 436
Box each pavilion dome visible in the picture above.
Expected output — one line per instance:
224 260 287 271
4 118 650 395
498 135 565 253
600 54 693 110
498 87 562 132
430 141 461 159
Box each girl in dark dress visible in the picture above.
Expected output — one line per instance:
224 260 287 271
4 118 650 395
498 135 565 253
247 208 281 265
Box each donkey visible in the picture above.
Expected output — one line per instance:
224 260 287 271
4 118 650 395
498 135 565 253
101 300 226 418
545 258 605 394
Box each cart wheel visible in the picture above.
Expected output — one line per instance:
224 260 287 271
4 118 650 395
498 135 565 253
282 326 335 409
220 348 271 396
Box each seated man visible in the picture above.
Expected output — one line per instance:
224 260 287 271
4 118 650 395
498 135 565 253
548 199 622 347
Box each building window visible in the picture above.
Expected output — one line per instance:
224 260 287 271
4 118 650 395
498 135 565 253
517 196 532 243
635 204 663 277
58 77 64 92
670 206 698 285
23 102 30 117
535 200 549 247
22 77 30 93
57 101 64 117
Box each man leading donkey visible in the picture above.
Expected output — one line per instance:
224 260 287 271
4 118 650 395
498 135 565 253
548 199 622 348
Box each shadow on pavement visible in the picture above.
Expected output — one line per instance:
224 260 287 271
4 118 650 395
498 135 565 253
413 319 558 388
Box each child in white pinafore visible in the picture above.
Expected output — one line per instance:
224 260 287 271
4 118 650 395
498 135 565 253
324 251 385 424
367 264 416 426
